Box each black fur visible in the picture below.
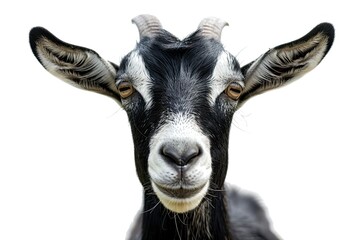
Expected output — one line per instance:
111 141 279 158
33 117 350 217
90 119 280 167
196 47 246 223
29 18 335 240
120 30 272 239
120 30 232 185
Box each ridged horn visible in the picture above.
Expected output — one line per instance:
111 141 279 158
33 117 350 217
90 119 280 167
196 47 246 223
198 17 229 41
132 14 162 39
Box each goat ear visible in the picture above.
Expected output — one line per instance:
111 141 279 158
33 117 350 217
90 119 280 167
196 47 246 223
29 27 121 101
238 23 334 105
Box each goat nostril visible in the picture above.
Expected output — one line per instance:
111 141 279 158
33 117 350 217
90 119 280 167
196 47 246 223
161 144 201 166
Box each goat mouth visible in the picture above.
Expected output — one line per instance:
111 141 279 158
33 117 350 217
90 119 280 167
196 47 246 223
154 183 206 199
152 181 209 213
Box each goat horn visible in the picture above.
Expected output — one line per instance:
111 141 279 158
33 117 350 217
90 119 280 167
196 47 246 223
198 17 229 41
132 14 162 39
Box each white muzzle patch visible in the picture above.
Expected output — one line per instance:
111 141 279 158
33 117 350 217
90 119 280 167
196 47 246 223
148 113 212 213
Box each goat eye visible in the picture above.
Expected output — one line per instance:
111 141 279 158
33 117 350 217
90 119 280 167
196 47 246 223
118 81 134 99
225 82 242 100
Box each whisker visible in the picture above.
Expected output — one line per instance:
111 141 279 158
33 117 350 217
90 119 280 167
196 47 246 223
177 214 187 225
141 200 161 214
204 196 215 210
208 187 226 192
174 213 181 240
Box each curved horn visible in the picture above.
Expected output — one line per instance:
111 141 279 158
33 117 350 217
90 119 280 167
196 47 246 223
132 14 162 39
198 17 228 41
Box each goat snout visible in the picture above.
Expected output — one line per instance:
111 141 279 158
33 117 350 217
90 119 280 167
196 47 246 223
147 114 212 212
161 143 201 167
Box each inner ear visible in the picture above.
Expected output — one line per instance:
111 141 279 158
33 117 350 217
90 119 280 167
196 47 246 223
238 22 334 105
29 27 120 101
274 22 334 64
30 27 90 69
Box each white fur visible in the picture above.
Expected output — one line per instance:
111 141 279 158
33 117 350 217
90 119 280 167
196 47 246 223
152 181 209 213
209 51 244 104
125 51 153 108
148 112 212 213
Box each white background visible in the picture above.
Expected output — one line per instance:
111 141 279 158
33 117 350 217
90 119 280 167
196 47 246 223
1 0 359 239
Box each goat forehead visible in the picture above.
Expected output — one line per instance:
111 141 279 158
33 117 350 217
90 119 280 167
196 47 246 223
133 35 240 108
140 36 222 81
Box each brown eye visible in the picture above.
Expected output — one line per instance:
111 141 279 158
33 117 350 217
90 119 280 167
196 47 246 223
118 81 134 99
225 82 242 100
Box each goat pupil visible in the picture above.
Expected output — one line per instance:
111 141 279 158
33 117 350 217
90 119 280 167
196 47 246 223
231 87 240 93
121 87 130 91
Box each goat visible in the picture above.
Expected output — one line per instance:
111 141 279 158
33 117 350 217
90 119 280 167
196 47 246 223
29 15 334 240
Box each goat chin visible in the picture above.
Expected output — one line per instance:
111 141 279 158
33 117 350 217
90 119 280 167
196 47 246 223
152 181 210 213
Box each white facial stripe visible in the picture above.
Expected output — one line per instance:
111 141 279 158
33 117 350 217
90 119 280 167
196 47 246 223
126 51 153 108
209 51 244 105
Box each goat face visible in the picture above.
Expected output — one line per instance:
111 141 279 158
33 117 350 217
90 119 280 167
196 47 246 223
29 15 334 214
119 31 237 213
